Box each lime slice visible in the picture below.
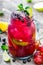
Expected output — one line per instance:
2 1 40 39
33 2 43 12
3 50 10 62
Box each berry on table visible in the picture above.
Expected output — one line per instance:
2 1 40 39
2 38 6 43
12 58 16 62
23 60 27 64
27 58 31 62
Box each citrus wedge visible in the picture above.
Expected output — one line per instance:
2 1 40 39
33 2 43 12
3 50 10 62
0 22 8 32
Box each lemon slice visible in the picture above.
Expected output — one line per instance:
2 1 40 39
0 22 8 32
3 50 10 62
27 7 32 17
13 39 28 46
33 2 43 12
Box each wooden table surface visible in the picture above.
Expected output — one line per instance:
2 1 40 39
0 0 43 65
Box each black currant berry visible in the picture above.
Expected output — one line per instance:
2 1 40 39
2 38 6 42
23 60 27 64
12 59 16 62
27 58 31 62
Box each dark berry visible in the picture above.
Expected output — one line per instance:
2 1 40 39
23 60 26 64
14 13 24 22
17 15 24 22
12 59 16 62
25 14 30 21
27 58 31 62
7 51 10 54
11 13 17 19
17 16 21 20
20 16 24 22
2 38 6 42
11 13 24 23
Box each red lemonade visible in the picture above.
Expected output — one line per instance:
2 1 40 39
8 13 36 57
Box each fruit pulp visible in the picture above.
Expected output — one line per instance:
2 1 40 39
8 13 36 58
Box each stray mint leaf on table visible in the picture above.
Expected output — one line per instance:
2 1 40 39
18 4 24 11
1 45 8 51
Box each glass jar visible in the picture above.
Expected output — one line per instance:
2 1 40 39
8 12 36 59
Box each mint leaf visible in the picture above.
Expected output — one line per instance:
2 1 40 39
25 6 30 9
1 45 8 51
24 10 29 15
18 4 24 11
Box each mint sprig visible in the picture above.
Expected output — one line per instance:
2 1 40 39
18 3 29 15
